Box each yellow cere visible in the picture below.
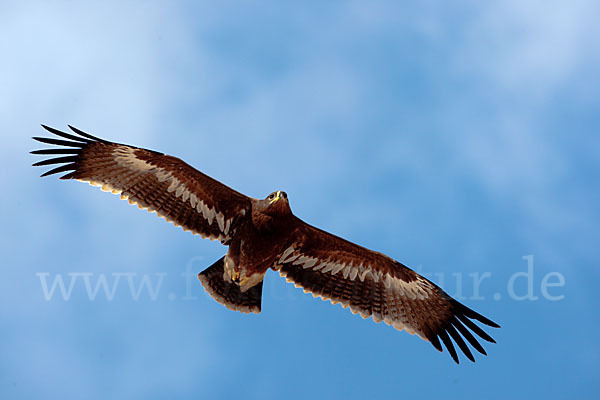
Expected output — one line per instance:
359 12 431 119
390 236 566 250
270 190 281 204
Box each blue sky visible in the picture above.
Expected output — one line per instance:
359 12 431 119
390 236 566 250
1 1 599 398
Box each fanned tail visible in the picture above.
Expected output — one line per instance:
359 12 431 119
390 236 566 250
198 257 263 314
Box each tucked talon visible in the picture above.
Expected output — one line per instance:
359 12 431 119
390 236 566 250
239 276 250 285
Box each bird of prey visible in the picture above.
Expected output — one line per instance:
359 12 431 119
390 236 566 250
32 125 499 364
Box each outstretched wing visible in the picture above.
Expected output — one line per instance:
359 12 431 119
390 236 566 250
275 219 500 364
32 125 251 243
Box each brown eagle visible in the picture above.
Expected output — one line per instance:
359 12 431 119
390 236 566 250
32 125 499 364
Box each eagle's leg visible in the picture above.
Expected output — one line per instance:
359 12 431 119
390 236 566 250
221 237 266 293
197 256 263 314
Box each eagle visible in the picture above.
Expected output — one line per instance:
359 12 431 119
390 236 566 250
32 125 499 364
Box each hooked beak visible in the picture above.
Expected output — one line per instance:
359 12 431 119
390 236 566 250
269 190 281 204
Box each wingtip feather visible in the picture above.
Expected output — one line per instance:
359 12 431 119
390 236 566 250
32 156 78 167
446 323 475 363
39 163 76 177
456 314 496 344
456 301 500 328
67 125 107 143
438 330 459 364
429 334 443 353
451 317 487 356
31 136 84 148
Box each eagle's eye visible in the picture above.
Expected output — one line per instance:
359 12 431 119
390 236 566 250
268 193 275 200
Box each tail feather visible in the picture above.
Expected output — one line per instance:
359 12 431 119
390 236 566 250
198 257 263 314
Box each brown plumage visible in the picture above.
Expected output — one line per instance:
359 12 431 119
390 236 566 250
32 125 500 364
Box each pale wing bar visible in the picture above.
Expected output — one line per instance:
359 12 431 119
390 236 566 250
275 225 499 364
32 125 251 243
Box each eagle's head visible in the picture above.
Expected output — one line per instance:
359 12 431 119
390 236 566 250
260 190 291 217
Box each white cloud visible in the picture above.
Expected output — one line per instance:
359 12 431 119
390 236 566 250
456 0 600 100
0 2 195 145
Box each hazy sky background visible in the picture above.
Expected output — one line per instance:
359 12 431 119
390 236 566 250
1 1 598 399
